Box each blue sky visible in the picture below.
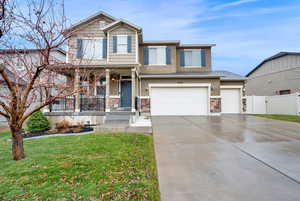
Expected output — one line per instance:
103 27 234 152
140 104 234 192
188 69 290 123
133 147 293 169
64 0 300 76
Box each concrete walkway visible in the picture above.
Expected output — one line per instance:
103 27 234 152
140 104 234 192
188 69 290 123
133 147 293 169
152 115 300 201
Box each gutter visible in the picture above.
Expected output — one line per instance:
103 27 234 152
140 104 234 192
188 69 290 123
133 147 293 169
220 78 247 81
139 75 222 79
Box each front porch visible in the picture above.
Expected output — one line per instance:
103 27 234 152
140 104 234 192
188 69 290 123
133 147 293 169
49 67 138 114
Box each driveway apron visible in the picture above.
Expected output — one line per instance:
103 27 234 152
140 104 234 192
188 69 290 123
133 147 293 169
152 115 300 201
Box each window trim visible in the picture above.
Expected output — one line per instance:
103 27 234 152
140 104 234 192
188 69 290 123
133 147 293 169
80 37 104 60
147 46 167 66
116 35 128 54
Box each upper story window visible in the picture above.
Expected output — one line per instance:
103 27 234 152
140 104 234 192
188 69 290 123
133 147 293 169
113 35 132 54
144 46 171 65
117 35 127 53
76 38 107 59
180 49 206 67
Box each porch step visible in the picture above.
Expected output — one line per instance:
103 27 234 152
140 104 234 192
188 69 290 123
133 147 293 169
114 107 131 112
107 111 133 115
105 113 130 125
96 124 128 133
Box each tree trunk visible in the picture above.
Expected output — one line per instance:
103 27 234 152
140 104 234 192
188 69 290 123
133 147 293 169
11 126 26 160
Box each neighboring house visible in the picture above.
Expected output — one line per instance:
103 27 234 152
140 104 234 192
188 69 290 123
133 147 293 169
0 48 66 123
0 68 27 123
47 11 246 124
246 52 300 96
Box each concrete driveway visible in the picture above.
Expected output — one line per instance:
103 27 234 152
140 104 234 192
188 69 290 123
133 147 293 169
152 115 300 201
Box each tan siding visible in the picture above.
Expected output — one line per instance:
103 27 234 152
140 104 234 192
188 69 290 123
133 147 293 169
251 55 300 78
108 25 137 63
246 67 300 96
139 45 177 74
140 78 220 96
221 81 244 86
247 55 300 95
176 47 212 72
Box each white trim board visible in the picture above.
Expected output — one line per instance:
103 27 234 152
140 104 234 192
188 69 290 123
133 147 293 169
221 85 243 89
149 83 211 88
109 95 120 98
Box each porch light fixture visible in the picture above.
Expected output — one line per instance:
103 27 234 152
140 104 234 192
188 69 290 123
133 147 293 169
111 74 120 81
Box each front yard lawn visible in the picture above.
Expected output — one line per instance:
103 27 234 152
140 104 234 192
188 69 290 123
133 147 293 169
254 114 300 123
0 132 160 201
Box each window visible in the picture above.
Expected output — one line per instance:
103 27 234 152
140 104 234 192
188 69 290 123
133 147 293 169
81 39 103 59
148 47 166 65
16 66 25 71
180 49 206 67
279 89 291 95
117 35 128 54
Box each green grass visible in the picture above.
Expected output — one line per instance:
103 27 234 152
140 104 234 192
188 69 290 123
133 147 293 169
254 114 300 123
0 132 160 201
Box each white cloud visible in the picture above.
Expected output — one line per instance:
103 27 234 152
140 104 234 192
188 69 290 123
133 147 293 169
212 0 258 11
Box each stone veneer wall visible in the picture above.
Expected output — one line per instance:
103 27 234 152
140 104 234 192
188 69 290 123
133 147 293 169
210 98 221 113
242 98 247 113
109 98 120 111
139 98 150 113
45 114 105 128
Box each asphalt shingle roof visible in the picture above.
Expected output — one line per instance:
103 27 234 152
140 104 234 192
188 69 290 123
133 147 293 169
140 70 246 80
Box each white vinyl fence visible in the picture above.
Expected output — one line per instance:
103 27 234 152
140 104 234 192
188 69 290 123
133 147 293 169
246 93 300 116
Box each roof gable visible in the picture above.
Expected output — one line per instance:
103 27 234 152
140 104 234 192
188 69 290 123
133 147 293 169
64 11 118 33
246 52 300 77
102 19 142 32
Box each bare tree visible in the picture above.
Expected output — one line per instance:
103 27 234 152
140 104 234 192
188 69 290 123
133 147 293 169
0 0 85 160
0 0 15 38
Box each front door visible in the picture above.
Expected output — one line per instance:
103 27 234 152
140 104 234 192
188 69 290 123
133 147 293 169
121 80 132 107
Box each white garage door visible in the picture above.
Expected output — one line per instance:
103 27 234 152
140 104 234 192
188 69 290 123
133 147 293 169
221 88 241 113
150 87 208 116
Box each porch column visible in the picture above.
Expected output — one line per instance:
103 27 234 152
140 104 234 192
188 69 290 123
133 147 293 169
74 69 80 112
131 68 136 112
105 69 110 112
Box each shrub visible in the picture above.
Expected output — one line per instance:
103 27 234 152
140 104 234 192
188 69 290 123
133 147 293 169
26 110 50 133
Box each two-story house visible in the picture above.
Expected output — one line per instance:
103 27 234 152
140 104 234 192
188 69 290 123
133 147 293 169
47 11 246 125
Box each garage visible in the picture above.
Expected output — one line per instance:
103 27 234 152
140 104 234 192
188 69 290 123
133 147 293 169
149 84 209 116
221 87 241 113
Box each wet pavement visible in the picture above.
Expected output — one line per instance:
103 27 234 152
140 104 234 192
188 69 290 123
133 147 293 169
152 115 300 201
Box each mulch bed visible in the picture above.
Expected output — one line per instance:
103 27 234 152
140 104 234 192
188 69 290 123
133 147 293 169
23 127 94 138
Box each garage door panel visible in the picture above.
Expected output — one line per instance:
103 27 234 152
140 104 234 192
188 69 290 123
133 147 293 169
150 87 208 116
221 89 240 114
